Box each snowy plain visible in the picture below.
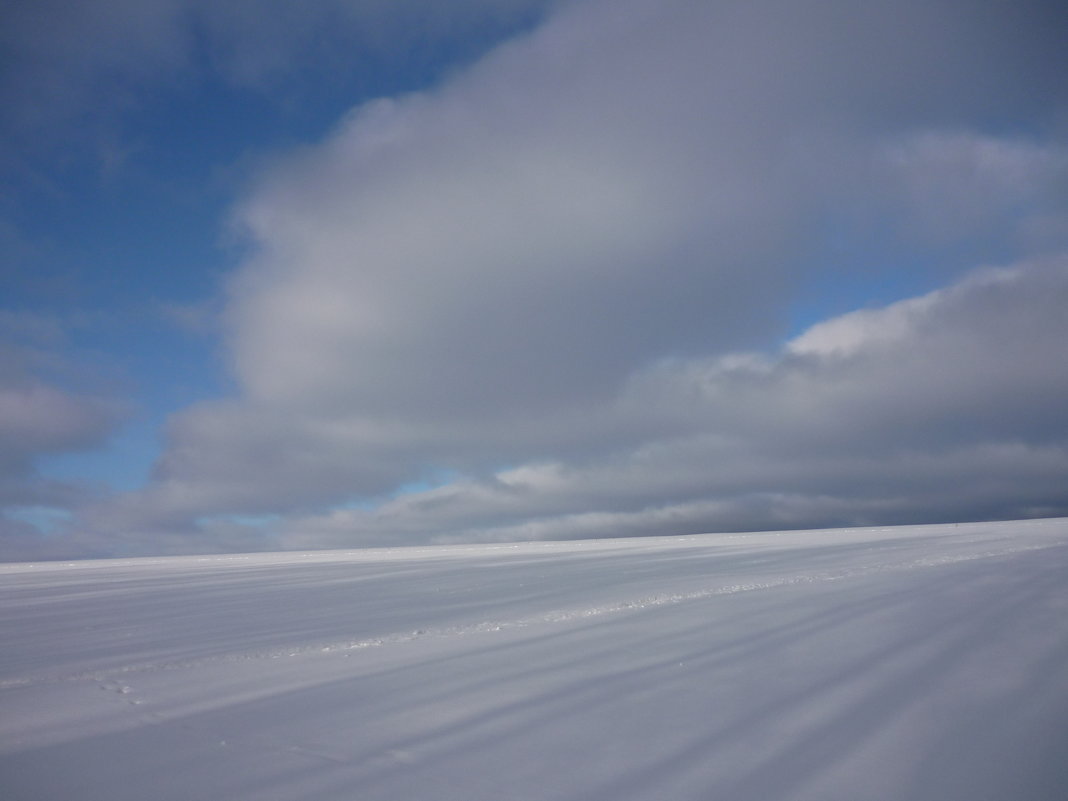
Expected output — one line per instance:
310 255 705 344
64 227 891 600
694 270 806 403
2 519 1067 801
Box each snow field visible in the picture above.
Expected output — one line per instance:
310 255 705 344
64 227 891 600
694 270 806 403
2 519 1067 800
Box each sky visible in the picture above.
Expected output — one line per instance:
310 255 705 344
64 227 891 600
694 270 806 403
2 0 1067 560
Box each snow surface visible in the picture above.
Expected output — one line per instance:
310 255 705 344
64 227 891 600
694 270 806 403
2 519 1068 801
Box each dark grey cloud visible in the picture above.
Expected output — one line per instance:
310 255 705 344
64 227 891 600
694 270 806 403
0 313 127 558
66 0 1068 553
0 314 121 469
267 255 1068 548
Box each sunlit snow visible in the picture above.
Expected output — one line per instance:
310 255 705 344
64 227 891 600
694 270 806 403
3 519 1067 800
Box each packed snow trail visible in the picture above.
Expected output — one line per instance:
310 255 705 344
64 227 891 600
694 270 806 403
2 519 1067 800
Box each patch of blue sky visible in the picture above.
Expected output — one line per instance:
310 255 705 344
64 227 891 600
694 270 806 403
5 507 74 535
335 468 464 512
390 468 463 498
30 317 230 498
39 415 165 494
785 261 944 340
782 209 1026 341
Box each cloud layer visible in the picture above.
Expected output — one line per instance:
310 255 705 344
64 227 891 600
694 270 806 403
269 255 1068 548
8 0 1068 556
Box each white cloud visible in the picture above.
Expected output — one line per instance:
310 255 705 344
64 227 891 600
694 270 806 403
59 0 1068 554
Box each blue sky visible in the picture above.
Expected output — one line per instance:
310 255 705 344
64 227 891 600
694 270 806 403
3 0 1068 559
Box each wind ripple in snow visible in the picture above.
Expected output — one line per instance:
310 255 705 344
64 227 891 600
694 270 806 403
1 538 1053 690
